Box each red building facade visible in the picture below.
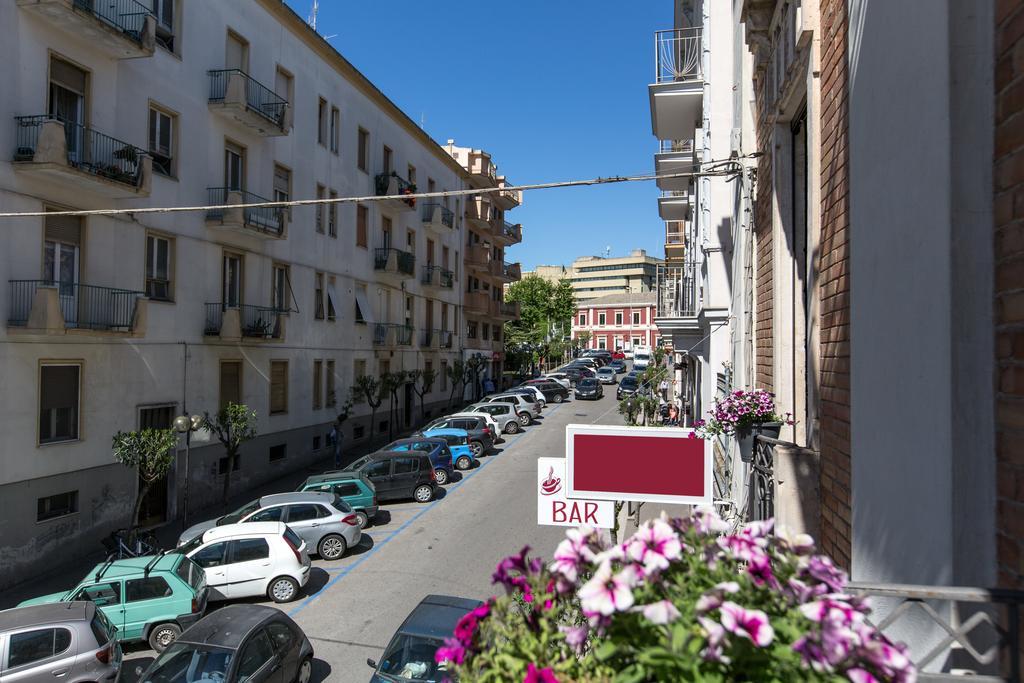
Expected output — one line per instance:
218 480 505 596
571 292 659 351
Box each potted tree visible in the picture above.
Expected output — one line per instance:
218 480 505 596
692 388 792 463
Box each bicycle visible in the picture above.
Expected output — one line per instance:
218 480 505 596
101 528 161 560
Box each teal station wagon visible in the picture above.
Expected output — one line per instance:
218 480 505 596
18 554 207 652
297 470 378 527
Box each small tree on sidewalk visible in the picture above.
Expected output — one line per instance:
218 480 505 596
352 374 386 441
203 403 258 503
408 368 437 423
382 371 409 440
446 360 465 408
112 428 179 539
464 355 487 401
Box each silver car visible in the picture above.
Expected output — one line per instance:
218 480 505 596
0 602 121 682
178 491 361 560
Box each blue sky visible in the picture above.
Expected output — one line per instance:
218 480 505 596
286 0 672 271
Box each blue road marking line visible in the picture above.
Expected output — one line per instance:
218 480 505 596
288 402 565 616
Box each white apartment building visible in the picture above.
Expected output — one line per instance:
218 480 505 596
0 0 474 588
444 142 523 386
569 250 662 302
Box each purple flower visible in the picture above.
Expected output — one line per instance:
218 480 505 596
550 528 596 584
698 616 730 663
803 555 848 593
640 600 682 624
578 562 637 616
558 624 589 652
523 663 558 683
435 637 466 665
847 669 880 683
696 581 740 614
719 601 775 647
692 506 731 535
625 519 682 573
746 552 776 587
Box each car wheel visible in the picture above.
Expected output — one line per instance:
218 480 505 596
318 534 347 560
456 455 472 470
268 576 300 603
435 468 449 485
354 510 370 528
553 394 564 404
295 656 313 683
469 441 484 458
518 413 531 427
148 622 181 652
414 484 434 503
505 420 519 434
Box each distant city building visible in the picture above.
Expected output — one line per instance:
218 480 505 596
571 292 659 351
522 264 569 284
569 250 662 302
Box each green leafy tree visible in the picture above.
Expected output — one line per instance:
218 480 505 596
408 368 437 423
203 403 258 503
550 278 577 331
352 374 386 440
446 360 465 408
505 275 578 347
464 355 488 402
382 371 409 440
575 330 592 350
112 428 179 537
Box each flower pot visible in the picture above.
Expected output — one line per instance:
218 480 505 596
756 421 783 440
736 429 755 463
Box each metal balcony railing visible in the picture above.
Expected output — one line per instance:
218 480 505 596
499 301 519 318
656 262 697 317
375 248 415 275
421 202 454 228
14 115 147 187
420 328 433 347
654 27 703 84
503 262 520 279
372 322 389 346
395 324 413 346
437 329 453 348
208 69 289 127
204 303 284 338
372 323 413 346
206 188 284 236
8 280 142 330
374 171 416 207
659 139 695 154
502 220 522 241
71 0 153 44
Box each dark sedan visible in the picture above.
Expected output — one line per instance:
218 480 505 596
369 595 482 683
523 379 571 403
133 605 313 683
575 377 604 400
421 415 494 456
609 359 627 373
617 375 640 400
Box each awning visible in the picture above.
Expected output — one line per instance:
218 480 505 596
354 286 375 324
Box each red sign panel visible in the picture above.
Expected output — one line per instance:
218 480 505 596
566 424 712 505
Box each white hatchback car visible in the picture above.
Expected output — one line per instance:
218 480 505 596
482 393 542 425
177 521 311 604
541 373 572 390
466 402 521 434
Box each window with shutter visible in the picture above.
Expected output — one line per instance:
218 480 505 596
330 107 340 153
220 361 242 409
318 98 327 145
146 234 173 300
356 204 368 247
326 360 336 406
273 165 291 219
148 107 174 176
313 359 322 410
39 364 80 443
316 185 325 233
328 189 338 237
270 361 288 414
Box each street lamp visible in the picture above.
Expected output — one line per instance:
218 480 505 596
173 412 204 529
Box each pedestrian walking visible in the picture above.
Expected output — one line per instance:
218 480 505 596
659 378 669 401
329 421 343 469
483 375 495 395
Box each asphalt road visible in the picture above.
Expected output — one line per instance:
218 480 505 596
119 385 629 682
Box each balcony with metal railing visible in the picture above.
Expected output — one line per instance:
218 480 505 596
655 262 699 339
421 202 455 231
208 69 290 136
374 171 416 211
374 247 416 280
204 303 286 341
465 244 491 273
17 0 156 58
13 116 152 197
205 188 285 238
372 323 413 347
494 176 521 209
656 139 697 191
494 219 523 246
468 150 497 188
421 265 454 289
496 261 521 283
649 27 704 142
8 279 147 336
494 300 520 321
436 329 454 348
465 291 490 315
658 189 692 221
465 196 495 232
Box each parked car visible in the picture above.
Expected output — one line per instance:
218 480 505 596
18 554 207 652
297 471 378 528
179 491 359 556
466 402 522 434
569 357 600 370
481 393 542 426
611 350 626 360
522 379 571 403
596 367 618 384
422 415 494 457
419 429 479 471
617 374 641 400
446 411 502 442
132 605 313 683
609 359 627 373
507 385 547 409
575 377 604 400
344 452 438 503
176 522 312 603
368 595 483 683
383 437 455 485
0 602 121 682
540 373 572 390
633 349 652 370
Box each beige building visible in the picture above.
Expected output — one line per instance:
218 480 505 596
443 141 522 383
568 250 662 302
522 264 568 284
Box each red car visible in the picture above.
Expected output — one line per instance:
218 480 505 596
611 350 626 360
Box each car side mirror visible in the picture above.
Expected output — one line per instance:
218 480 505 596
366 658 378 669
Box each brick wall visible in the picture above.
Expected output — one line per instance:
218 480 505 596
995 0 1024 589
754 70 775 392
817 0 852 570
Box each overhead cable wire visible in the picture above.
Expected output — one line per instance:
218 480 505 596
0 164 745 219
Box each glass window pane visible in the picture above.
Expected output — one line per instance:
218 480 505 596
231 538 269 563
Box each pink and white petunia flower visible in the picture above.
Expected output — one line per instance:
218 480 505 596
578 562 637 616
719 601 775 647
626 519 683 573
549 528 597 584
640 600 682 625
697 616 731 663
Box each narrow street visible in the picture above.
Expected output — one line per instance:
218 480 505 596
115 390 626 682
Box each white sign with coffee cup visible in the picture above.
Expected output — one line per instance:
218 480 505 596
537 457 614 528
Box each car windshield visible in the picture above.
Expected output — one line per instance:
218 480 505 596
378 633 448 682
141 643 233 683
348 456 371 471
217 499 260 525
621 378 638 388
580 379 598 387
174 557 207 592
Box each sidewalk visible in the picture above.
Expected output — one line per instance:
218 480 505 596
0 426 413 609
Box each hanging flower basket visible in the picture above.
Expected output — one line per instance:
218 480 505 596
691 389 792 464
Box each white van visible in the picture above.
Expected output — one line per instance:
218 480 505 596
633 348 652 371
